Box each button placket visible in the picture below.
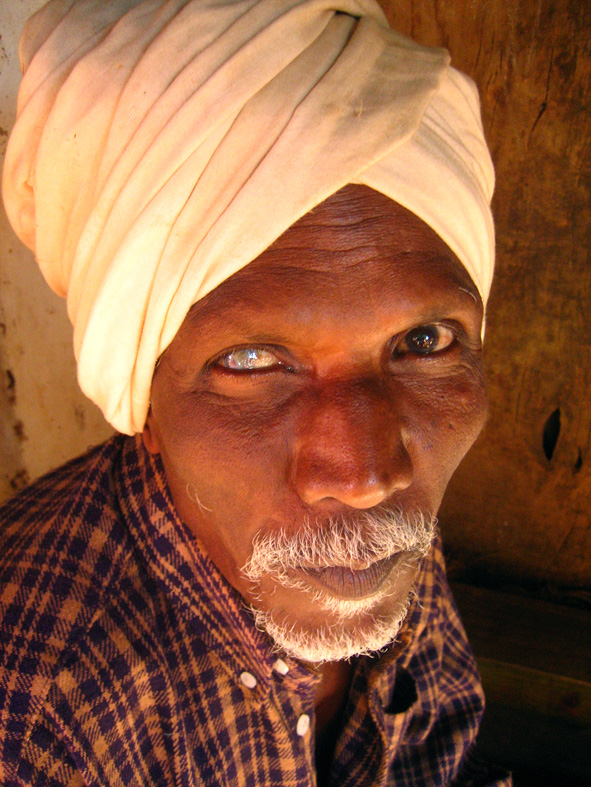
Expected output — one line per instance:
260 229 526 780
270 657 318 748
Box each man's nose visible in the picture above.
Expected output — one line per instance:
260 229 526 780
292 379 413 509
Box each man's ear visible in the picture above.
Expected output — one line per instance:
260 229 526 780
142 409 161 455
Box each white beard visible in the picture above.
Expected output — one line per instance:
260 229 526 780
250 591 413 663
242 506 435 663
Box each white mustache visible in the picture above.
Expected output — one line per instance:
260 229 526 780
242 506 436 582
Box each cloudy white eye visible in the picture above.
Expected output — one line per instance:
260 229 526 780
394 324 456 357
216 347 281 371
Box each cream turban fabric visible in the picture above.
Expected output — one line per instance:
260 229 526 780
2 0 495 434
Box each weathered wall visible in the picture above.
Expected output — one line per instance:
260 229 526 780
0 0 113 502
378 0 591 588
1 0 590 589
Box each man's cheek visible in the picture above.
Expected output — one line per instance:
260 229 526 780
447 375 488 457
402 380 486 492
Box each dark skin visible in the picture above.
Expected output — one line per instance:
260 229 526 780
143 184 488 776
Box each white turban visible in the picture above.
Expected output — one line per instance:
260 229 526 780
2 0 495 434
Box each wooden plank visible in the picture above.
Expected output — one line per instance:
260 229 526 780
476 657 591 726
451 582 591 780
477 703 591 785
451 582 591 683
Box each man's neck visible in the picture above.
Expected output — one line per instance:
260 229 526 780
313 660 354 784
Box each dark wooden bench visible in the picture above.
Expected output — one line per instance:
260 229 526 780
451 583 591 786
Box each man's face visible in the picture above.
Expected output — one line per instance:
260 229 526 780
143 185 487 662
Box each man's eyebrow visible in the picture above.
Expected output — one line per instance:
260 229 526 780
189 305 296 345
216 331 295 346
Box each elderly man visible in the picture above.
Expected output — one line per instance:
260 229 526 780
0 0 507 785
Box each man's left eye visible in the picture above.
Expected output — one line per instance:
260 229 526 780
216 347 281 371
394 324 456 357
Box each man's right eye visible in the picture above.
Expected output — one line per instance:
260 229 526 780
214 347 283 372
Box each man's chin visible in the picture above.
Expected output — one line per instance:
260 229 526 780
249 593 413 663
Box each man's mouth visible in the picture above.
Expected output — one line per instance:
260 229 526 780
295 552 406 600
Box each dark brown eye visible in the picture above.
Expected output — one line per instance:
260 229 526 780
395 324 456 357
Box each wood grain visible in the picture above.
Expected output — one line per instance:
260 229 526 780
378 0 591 587
452 582 591 781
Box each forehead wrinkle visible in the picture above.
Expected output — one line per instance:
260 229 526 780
190 277 477 352
276 212 394 239
180 185 484 344
185 244 481 337
249 249 480 313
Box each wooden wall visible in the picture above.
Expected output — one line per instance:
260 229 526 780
378 0 591 589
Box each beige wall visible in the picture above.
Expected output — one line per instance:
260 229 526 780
0 0 112 502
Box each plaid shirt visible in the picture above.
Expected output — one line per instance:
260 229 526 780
0 435 510 787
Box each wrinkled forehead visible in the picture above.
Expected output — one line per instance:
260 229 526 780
181 185 482 336
262 185 474 273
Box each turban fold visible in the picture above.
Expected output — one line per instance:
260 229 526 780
2 0 495 434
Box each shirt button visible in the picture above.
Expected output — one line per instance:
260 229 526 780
296 713 310 737
273 658 289 675
240 671 257 689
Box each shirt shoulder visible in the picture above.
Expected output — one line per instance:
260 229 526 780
0 437 143 762
0 437 122 535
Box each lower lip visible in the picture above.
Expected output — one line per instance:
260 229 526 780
297 552 406 600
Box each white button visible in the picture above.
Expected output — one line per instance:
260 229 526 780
240 671 257 689
273 658 289 675
296 714 310 737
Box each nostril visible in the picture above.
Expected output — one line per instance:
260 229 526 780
542 407 561 461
